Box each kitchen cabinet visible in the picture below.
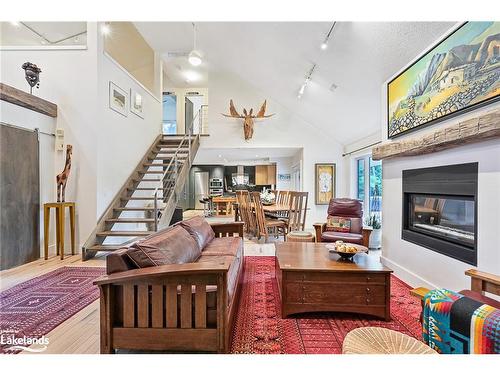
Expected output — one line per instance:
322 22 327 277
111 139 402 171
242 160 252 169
255 164 276 185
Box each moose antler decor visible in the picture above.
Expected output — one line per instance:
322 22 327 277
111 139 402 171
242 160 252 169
222 99 274 140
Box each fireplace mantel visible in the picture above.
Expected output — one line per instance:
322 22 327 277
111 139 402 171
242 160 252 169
0 83 57 117
373 109 500 161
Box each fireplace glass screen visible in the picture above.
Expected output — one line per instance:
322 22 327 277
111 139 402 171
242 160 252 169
409 195 475 248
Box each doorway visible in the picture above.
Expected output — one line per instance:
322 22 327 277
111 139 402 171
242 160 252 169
162 93 177 134
356 155 382 217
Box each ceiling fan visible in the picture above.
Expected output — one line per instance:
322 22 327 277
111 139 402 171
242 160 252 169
164 23 202 66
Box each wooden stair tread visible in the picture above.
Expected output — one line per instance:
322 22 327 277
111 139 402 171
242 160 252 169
122 197 164 200
150 156 187 160
86 245 125 251
138 171 171 174
106 218 155 223
114 207 155 211
133 178 161 182
97 231 154 237
129 187 169 191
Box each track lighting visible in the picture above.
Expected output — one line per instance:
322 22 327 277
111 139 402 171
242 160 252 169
297 64 316 99
320 22 336 51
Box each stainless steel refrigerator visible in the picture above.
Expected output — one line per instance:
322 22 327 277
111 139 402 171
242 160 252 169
194 171 209 210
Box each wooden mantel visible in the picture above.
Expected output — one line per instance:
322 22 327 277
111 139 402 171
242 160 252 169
0 83 57 117
372 109 500 161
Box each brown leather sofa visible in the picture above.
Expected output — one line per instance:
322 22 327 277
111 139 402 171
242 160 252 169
94 216 244 353
313 198 372 247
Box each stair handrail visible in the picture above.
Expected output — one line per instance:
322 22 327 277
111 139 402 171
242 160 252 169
152 113 200 231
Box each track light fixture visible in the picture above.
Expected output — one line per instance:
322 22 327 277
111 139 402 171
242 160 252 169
297 63 316 99
320 22 336 50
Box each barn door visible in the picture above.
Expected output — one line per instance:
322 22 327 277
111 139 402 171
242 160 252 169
0 124 40 270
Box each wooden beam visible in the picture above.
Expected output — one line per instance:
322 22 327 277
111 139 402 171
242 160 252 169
373 109 500 160
0 83 57 117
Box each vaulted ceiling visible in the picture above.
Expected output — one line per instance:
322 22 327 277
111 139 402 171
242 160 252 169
135 22 456 145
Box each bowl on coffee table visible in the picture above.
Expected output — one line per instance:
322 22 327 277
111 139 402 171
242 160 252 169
326 242 368 260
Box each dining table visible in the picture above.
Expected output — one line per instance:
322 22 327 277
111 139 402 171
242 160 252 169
233 202 304 221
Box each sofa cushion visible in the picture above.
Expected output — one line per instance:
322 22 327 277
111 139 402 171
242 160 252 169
326 216 351 232
202 237 242 257
127 225 201 268
321 231 364 244
178 216 215 250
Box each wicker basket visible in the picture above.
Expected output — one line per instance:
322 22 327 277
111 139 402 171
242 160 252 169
342 327 437 354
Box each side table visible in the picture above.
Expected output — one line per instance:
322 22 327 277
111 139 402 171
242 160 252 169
43 202 76 260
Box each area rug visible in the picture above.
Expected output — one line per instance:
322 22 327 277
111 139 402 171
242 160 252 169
0 266 105 354
230 256 423 354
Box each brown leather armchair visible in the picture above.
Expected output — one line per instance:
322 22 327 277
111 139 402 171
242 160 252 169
313 198 372 247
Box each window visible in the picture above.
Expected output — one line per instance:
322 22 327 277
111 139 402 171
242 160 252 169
357 159 365 201
369 157 382 215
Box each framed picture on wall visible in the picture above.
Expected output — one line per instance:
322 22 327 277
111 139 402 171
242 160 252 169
130 88 144 118
387 22 500 139
315 163 336 205
109 82 128 117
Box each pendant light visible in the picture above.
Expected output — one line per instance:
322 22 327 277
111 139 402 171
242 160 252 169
188 23 202 66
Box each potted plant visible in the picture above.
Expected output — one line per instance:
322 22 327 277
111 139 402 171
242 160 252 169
365 214 382 249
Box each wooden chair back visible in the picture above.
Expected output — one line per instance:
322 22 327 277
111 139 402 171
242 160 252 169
277 190 290 205
251 192 266 237
288 191 308 232
236 190 249 231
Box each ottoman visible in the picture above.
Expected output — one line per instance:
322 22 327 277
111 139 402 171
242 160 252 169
342 327 437 354
286 231 315 242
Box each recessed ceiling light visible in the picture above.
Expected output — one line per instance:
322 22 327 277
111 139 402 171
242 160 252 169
255 154 259 157
184 70 200 83
321 22 336 51
320 42 328 50
218 154 222 158
101 23 111 36
10 21 20 27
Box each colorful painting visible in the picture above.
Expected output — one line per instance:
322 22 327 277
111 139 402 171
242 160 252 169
388 22 500 138
315 163 335 205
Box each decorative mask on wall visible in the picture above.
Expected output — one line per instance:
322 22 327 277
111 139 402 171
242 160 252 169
222 100 274 141
21 62 42 94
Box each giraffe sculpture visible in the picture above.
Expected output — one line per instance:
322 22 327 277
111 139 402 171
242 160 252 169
56 144 73 202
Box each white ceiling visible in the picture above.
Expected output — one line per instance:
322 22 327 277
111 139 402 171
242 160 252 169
194 147 301 165
0 22 87 46
135 22 455 145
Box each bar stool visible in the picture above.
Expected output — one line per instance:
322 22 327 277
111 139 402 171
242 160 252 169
43 202 76 260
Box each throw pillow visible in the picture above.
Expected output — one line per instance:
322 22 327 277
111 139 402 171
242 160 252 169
326 216 351 233
178 216 216 250
126 226 201 268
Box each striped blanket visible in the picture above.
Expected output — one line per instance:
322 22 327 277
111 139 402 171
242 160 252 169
423 289 500 354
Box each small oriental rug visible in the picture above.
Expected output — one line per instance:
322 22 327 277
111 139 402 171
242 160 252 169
0 266 105 354
230 256 422 354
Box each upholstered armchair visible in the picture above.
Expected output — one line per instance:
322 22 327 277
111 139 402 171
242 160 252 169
313 198 372 247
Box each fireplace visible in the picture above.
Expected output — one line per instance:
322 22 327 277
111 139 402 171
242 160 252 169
402 163 478 265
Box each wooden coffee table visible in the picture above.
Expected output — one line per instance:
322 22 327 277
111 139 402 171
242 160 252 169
275 242 393 321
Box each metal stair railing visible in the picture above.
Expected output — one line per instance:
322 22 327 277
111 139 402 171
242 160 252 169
152 115 200 231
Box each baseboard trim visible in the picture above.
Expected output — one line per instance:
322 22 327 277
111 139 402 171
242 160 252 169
380 255 439 290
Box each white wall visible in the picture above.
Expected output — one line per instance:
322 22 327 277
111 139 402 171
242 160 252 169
1 23 99 257
204 70 345 227
0 22 163 256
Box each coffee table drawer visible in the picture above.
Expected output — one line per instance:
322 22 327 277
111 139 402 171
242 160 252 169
285 283 386 305
287 272 386 284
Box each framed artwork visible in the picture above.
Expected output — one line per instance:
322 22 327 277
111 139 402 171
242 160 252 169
387 22 500 138
109 82 128 117
278 173 291 182
315 163 336 205
130 89 144 118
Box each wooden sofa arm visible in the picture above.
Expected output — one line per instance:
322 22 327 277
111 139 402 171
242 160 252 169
466 269 500 296
362 227 372 248
313 223 326 242
94 260 231 286
211 221 244 237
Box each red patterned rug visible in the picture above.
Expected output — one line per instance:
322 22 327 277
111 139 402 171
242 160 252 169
0 266 105 354
230 256 422 354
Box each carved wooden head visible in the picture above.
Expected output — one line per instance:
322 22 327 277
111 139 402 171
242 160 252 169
222 100 274 141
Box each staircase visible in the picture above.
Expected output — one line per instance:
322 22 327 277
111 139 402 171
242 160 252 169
82 132 200 260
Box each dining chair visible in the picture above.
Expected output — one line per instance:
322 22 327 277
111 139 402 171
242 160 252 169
236 190 249 231
285 191 309 240
251 192 287 242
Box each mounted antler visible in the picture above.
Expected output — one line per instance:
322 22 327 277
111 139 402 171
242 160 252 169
222 99 274 140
